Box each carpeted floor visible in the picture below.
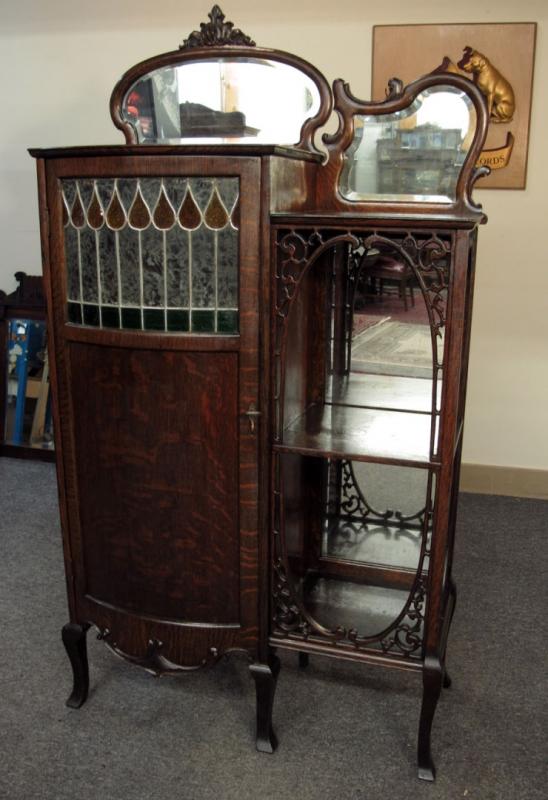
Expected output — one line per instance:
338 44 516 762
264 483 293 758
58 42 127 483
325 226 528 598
352 319 434 377
0 457 546 800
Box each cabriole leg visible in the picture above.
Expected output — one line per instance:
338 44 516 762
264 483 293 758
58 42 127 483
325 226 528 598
249 652 280 753
443 579 457 690
443 578 457 689
62 622 90 709
417 656 443 781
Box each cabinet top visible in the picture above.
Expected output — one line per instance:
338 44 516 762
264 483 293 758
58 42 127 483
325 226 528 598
28 144 322 162
31 6 490 224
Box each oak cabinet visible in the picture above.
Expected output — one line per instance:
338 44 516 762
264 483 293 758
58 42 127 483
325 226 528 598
31 6 489 780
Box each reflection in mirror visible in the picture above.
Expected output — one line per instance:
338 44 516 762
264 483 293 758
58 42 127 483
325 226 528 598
276 233 448 647
340 86 476 202
326 239 446 460
279 235 447 463
281 453 433 643
323 461 430 567
122 59 320 144
5 319 53 450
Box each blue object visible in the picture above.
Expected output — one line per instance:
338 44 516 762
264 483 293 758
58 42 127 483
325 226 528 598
7 318 47 445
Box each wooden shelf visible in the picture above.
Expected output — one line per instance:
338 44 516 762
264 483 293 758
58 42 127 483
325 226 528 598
323 517 424 571
302 577 416 639
276 402 435 466
326 372 435 414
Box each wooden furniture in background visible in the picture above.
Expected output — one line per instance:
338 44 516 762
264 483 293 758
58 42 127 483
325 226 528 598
0 271 54 461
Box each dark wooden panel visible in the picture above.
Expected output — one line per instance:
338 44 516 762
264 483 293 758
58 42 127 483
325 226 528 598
69 342 240 624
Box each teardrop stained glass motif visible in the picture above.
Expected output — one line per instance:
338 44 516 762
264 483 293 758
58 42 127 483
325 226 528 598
153 185 176 230
204 187 229 230
129 186 151 230
230 198 240 230
71 191 85 228
106 189 126 230
87 187 104 229
62 197 69 227
179 188 201 230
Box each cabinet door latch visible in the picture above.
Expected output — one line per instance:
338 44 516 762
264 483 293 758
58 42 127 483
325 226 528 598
243 402 261 433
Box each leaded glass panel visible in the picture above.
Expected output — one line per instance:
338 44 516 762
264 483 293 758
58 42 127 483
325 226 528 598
61 176 240 333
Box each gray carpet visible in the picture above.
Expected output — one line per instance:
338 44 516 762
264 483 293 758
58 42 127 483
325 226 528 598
352 320 434 378
0 457 546 800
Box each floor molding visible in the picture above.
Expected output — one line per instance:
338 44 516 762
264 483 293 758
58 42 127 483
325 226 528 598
460 463 548 500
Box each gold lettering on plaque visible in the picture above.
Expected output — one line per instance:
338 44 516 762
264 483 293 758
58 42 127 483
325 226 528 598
477 132 515 170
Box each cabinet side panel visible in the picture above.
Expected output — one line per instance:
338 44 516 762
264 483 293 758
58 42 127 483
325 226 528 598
68 342 240 625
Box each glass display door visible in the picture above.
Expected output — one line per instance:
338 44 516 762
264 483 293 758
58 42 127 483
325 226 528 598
45 154 262 662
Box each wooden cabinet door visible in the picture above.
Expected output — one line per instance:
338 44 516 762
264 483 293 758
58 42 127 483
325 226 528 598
41 155 262 667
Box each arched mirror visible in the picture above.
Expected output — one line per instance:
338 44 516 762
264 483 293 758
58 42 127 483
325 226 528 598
120 59 322 145
111 7 331 151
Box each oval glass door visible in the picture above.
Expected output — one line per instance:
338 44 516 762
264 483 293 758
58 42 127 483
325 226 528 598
276 234 446 654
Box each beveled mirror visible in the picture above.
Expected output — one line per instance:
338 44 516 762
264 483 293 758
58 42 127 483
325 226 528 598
340 86 476 203
319 72 489 218
120 59 322 145
111 6 331 153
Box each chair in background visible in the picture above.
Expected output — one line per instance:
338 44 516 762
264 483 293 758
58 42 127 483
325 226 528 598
360 251 415 311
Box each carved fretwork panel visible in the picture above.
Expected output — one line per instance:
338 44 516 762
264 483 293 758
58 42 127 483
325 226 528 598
270 223 450 660
271 449 436 660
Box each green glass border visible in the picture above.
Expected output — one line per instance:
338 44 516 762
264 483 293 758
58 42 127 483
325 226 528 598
101 307 120 329
217 310 239 334
143 309 165 331
191 310 215 333
121 307 142 330
167 310 190 332
83 304 100 327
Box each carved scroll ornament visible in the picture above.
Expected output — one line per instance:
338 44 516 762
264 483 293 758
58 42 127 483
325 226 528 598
180 5 256 50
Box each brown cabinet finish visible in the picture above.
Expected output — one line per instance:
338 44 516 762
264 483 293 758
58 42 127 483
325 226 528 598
39 154 265 664
33 144 319 748
71 345 241 624
31 8 489 782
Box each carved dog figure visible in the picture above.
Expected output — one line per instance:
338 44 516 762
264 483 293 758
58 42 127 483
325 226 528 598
458 47 515 122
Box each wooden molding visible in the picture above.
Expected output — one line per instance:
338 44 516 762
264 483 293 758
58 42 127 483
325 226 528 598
460 463 548 500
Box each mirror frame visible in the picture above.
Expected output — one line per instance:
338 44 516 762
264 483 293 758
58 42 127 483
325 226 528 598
110 6 332 155
318 71 490 222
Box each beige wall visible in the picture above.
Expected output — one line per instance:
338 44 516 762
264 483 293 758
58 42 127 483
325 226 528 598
1 0 547 474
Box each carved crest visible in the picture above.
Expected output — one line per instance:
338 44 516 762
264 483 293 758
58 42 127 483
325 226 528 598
180 5 256 50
